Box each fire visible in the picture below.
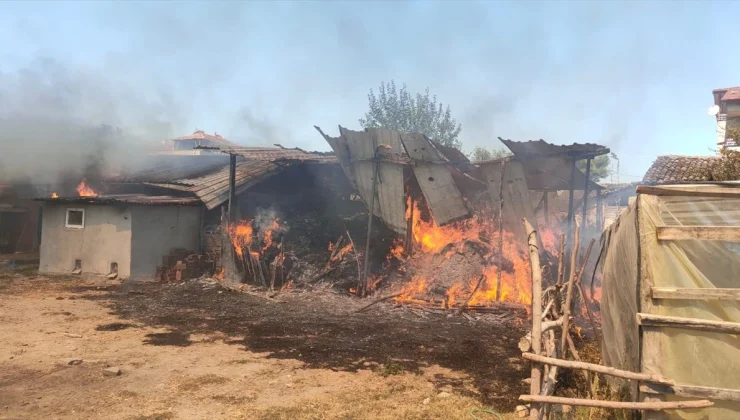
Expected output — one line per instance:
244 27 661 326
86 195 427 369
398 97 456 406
389 238 405 260
331 243 353 263
51 192 59 199
76 180 97 197
389 196 557 308
231 220 255 257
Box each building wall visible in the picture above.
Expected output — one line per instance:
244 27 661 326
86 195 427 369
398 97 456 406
39 203 132 277
130 206 201 278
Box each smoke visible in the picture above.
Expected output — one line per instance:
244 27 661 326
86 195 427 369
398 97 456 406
234 108 292 147
0 58 185 189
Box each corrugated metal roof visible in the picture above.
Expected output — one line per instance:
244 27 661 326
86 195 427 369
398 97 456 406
35 195 201 206
113 155 231 184
500 139 609 158
162 160 283 210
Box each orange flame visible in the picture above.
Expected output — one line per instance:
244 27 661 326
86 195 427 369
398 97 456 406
331 243 353 262
51 192 59 199
389 196 557 308
76 180 97 197
230 220 255 257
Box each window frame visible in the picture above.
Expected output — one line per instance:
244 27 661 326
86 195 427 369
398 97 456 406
65 208 85 229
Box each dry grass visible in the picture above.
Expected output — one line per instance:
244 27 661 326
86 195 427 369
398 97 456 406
239 376 518 420
176 374 231 392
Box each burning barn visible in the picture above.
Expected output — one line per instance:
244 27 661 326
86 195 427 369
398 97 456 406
35 144 342 281
303 126 610 312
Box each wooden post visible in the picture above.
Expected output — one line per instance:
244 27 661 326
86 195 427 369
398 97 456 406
560 220 579 358
496 161 506 301
523 218 542 420
566 158 577 239
228 153 237 222
581 158 592 235
405 195 415 256
596 188 603 231
543 192 549 226
361 150 380 298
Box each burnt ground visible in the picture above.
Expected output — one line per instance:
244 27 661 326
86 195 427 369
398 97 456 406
97 279 530 409
1 262 541 419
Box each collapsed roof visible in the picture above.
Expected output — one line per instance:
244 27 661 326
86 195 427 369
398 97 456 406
315 126 472 235
113 147 338 210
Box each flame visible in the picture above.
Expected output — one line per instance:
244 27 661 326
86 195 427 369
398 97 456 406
51 192 59 199
389 196 558 308
215 268 224 280
231 220 255 257
389 238 405 260
328 242 335 251
76 180 97 197
331 243 353 262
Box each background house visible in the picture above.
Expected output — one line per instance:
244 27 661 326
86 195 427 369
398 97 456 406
38 195 202 279
712 86 740 151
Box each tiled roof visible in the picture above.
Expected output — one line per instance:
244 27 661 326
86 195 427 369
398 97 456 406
174 130 238 146
642 155 720 185
722 87 740 102
36 195 201 206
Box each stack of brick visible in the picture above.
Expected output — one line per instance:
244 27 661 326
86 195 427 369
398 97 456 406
155 248 216 282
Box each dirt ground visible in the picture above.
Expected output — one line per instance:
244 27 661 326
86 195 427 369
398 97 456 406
0 260 531 420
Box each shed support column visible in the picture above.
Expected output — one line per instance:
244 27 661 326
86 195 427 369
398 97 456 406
566 158 577 242
596 188 603 231
228 154 237 222
581 158 592 237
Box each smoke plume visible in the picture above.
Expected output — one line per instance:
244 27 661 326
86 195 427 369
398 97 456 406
0 58 184 190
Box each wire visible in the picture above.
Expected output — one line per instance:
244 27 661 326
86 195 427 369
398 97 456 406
470 408 503 420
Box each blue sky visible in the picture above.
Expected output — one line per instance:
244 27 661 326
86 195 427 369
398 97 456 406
1 1 739 182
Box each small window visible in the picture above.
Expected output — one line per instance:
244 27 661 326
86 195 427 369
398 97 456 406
65 208 85 229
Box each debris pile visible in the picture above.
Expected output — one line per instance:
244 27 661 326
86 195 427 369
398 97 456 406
156 248 216 282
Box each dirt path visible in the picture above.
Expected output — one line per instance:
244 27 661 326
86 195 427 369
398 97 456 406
0 267 527 419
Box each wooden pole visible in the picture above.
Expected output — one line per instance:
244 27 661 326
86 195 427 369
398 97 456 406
596 188 603 231
496 161 506 301
523 218 542 420
637 313 740 334
361 151 380 298
518 395 711 410
566 159 577 241
559 220 579 358
228 153 237 222
543 192 549 226
581 158 592 234
405 195 415 256
522 353 675 386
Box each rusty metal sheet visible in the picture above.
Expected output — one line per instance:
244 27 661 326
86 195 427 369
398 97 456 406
401 133 469 225
339 127 406 235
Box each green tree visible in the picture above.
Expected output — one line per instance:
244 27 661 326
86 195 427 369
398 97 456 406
468 146 511 162
359 81 463 149
576 154 610 182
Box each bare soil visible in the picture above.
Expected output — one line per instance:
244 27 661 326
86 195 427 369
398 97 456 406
0 261 528 419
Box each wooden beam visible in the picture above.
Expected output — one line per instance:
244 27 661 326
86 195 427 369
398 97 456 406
518 395 712 410
657 226 740 241
637 313 740 334
652 287 740 301
521 353 675 386
581 158 592 233
641 382 740 403
637 184 740 198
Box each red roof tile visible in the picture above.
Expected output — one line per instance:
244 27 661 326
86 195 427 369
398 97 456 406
174 130 238 146
721 88 740 102
642 155 720 185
